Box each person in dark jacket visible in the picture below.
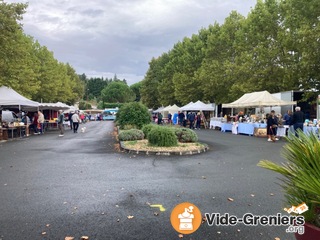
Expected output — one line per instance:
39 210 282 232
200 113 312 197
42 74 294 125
178 111 185 126
291 106 305 135
188 112 196 129
167 113 172 124
267 110 278 142
68 112 73 130
283 110 292 125
157 112 163 125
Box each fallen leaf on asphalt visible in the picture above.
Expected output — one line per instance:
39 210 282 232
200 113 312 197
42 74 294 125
127 215 134 219
65 237 74 240
46 224 50 227
154 212 159 216
80 236 89 240
41 232 46 235
202 217 207 223
270 193 275 196
250 194 255 197
178 234 183 238
274 238 280 240
227 198 234 202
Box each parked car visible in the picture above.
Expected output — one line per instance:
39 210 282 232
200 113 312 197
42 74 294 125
102 108 118 121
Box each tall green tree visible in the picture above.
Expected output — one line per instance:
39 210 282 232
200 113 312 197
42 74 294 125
280 0 320 100
140 57 162 108
101 81 135 103
130 81 142 102
0 1 40 98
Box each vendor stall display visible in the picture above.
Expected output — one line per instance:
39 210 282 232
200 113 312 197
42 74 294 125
210 117 224 129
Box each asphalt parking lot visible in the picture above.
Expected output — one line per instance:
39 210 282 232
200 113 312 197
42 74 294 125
0 121 295 240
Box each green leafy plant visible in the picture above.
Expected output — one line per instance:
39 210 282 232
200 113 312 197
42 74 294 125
141 124 159 138
258 130 320 227
174 128 198 143
118 129 144 141
116 102 151 129
122 124 138 130
148 126 178 147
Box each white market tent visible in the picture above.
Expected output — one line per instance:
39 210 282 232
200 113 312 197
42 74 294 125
153 106 165 113
0 86 39 110
180 100 215 111
39 102 70 110
163 104 180 114
222 90 297 108
179 101 193 110
63 106 78 113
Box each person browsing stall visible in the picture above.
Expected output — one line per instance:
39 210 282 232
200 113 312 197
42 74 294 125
57 110 64 137
291 106 305 135
267 110 279 142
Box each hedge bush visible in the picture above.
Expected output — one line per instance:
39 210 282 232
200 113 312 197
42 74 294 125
174 128 198 143
141 124 159 138
118 129 144 141
122 124 138 130
116 102 151 129
148 126 178 147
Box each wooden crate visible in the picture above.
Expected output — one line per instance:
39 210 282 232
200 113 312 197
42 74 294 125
254 127 267 137
0 128 8 140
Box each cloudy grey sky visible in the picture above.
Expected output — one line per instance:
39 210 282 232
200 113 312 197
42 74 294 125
7 0 256 85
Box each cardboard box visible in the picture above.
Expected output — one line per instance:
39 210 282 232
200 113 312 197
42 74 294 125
254 127 267 137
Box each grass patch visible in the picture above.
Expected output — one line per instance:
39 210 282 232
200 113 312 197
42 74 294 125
126 140 137 145
122 139 207 152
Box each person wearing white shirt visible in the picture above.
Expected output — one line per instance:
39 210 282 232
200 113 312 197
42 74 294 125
71 111 81 133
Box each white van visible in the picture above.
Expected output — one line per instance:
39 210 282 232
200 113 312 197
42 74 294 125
1 110 18 123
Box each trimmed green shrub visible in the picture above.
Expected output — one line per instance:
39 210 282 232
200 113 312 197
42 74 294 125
79 101 92 110
116 102 151 129
122 124 138 130
148 126 178 147
174 128 198 143
141 124 159 138
118 129 144 141
103 103 124 109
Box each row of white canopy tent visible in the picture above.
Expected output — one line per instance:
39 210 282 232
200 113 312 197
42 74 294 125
0 86 77 112
154 100 215 114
